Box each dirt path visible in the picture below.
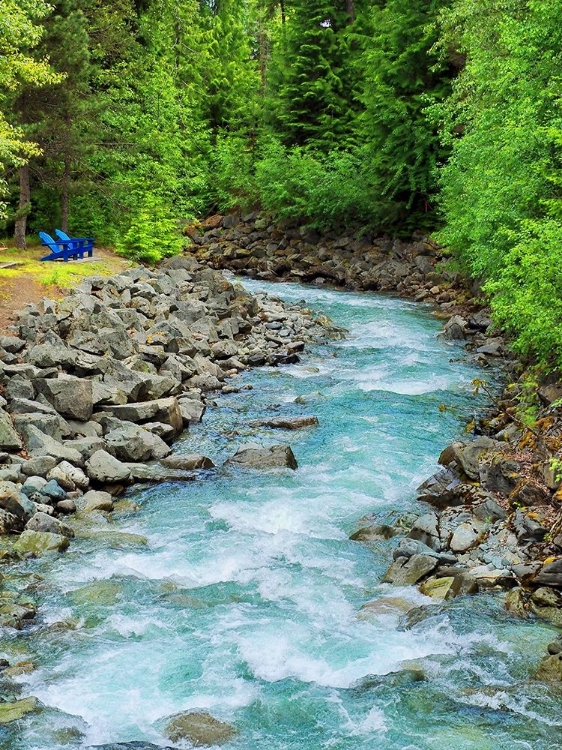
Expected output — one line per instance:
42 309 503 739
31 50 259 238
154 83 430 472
0 246 131 335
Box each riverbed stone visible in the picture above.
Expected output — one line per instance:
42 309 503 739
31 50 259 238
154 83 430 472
449 520 486 553
21 425 83 464
105 423 171 462
34 377 93 421
0 482 36 522
350 524 399 542
0 696 40 724
14 530 69 555
81 490 114 513
419 576 457 601
85 450 131 484
88 744 174 750
99 397 183 436
227 444 298 470
20 456 58 477
160 454 215 470
0 410 22 451
164 711 238 746
251 416 319 430
47 461 89 491
382 554 438 585
25 512 74 538
533 653 562 682
534 559 562 588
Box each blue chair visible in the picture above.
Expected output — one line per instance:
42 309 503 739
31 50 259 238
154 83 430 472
39 231 81 262
55 229 94 258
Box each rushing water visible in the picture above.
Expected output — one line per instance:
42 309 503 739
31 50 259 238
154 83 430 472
2 282 561 750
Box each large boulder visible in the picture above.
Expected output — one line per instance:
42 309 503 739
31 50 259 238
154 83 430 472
0 481 36 523
20 425 83 464
14 530 69 555
105 423 171 462
164 711 238 746
25 512 74 538
85 450 131 484
99 397 183 436
34 377 93 421
382 554 438 586
160 453 214 470
227 444 298 470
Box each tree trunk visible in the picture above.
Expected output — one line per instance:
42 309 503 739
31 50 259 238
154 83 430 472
346 0 355 23
280 0 286 25
14 164 30 250
61 152 70 232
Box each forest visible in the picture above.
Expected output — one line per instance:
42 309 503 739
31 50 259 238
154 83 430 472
1 0 561 371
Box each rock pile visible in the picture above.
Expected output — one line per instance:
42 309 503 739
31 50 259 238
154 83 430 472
0 256 335 583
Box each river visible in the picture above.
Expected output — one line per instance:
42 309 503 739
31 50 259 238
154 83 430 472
2 280 560 749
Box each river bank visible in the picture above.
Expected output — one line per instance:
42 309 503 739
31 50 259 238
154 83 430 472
187 212 562 679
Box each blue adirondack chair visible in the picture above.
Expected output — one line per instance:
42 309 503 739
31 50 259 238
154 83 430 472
55 229 94 258
39 231 82 262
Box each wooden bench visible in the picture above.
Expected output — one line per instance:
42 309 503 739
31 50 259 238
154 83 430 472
55 229 94 258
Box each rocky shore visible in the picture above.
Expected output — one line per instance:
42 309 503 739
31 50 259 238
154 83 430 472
187 212 562 681
0 255 339 635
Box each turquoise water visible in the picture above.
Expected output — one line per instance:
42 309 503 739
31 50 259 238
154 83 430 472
2 282 561 749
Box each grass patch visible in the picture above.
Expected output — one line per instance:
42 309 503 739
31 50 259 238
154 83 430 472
0 244 129 291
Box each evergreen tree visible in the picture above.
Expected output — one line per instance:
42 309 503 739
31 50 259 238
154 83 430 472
357 0 454 232
268 0 362 149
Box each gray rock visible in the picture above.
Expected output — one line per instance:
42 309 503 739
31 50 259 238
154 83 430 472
41 480 67 501
454 437 500 480
164 711 238 746
382 554 438 586
85 450 131 484
56 499 76 514
20 456 57 477
227 444 298 470
100 397 183 436
160 454 215 470
63 437 107 461
21 425 83 464
449 520 486 553
105 423 171 462
473 497 508 522
47 461 89 491
513 510 548 544
407 513 440 550
534 559 562 588
0 335 25 353
25 512 74 538
35 377 93 421
393 538 457 564
81 490 114 513
479 457 520 495
14 412 70 443
3 378 34 401
0 410 22 451
252 416 319 430
125 463 195 483
441 315 468 340
22 476 48 497
0 482 35 523
416 469 465 509
178 398 206 424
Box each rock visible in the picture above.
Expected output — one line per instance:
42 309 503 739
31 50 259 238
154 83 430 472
509 478 551 507
56 499 76 514
21 425 83 464
505 587 529 618
81 490 114 513
227 444 298 470
47 461 89 491
160 454 215 470
533 653 562 682
41 479 67 501
419 576 458 600
350 524 398 542
454 437 500 480
0 409 23 451
407 513 440 550
416 469 465 509
104 423 171 463
251 416 319 430
382 554 438 585
473 497 507 523
0 335 25 353
0 482 36 522
35 377 93 421
124 463 195 483
479 457 520 495
178 398 206 424
14 530 69 555
85 450 131 484
20 456 58 477
441 315 468 340
0 508 21 534
0 697 39 724
99 397 183 436
393 538 457 564
164 711 238 746
25 512 74 538
449 520 486 553
358 596 417 620
21 476 47 497
513 510 548 544
534 558 562 588
87 744 174 750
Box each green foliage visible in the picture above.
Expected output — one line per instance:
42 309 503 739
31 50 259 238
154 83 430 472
209 133 258 213
115 193 184 263
253 138 375 229
437 0 562 370
358 0 453 232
